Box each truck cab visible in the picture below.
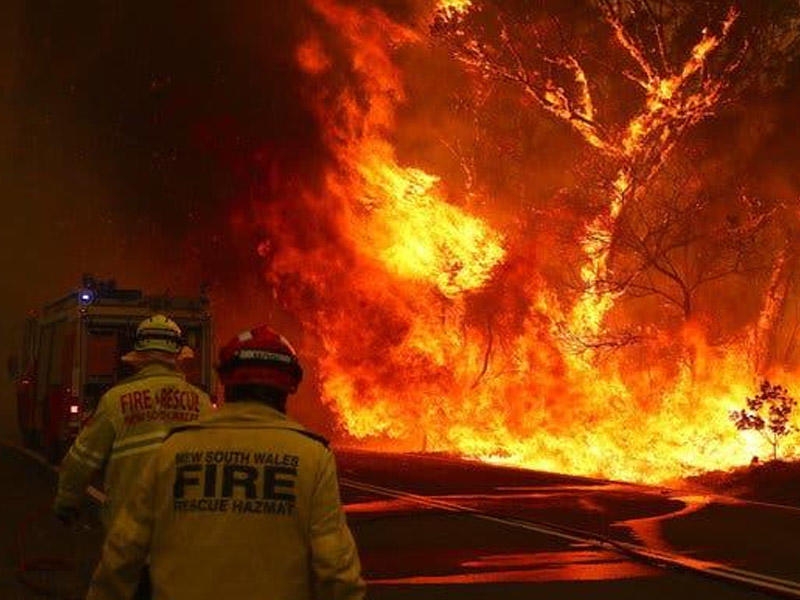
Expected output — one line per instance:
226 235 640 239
15 278 213 462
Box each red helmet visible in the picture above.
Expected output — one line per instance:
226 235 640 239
216 325 303 393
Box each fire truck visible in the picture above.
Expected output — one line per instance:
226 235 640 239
13 276 213 462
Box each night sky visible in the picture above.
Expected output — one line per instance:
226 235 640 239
2 1 326 290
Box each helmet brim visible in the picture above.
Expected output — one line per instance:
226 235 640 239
122 346 193 366
216 364 299 393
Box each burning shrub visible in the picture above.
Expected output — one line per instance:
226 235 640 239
730 380 797 461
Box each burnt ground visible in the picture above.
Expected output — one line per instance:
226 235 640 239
684 459 800 507
0 444 795 599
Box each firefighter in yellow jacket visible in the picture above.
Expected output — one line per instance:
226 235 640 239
87 324 366 600
54 314 213 529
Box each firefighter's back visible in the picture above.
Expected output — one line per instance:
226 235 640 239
55 314 214 530
147 404 332 600
101 363 212 525
86 324 364 600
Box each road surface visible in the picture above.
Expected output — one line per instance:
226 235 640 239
1 442 798 599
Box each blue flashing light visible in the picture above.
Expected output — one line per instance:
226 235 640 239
78 289 95 305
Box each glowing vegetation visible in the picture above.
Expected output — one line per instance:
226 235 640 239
256 0 800 483
731 381 797 461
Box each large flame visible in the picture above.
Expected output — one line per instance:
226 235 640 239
438 0 473 20
258 0 799 484
352 158 505 297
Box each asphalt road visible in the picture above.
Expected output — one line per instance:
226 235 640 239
337 450 800 599
0 443 102 600
1 442 798 599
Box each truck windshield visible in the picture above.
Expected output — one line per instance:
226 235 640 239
85 328 122 410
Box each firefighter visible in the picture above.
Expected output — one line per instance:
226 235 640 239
53 314 213 529
86 325 366 600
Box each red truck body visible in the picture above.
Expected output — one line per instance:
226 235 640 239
15 278 213 462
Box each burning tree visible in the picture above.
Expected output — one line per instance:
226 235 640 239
432 1 800 341
730 380 797 461
608 170 777 322
750 218 800 373
249 0 800 483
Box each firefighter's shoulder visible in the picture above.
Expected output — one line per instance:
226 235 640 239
164 422 204 440
271 418 330 448
164 423 329 448
106 370 154 391
291 428 329 448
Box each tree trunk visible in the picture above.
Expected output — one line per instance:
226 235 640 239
754 247 789 374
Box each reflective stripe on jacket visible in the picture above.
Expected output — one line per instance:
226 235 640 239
87 402 366 600
55 362 213 528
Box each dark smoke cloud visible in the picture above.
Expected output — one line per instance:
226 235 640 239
2 1 323 282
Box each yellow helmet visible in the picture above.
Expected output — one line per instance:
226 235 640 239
134 314 183 354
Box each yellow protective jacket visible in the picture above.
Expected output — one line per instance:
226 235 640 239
55 362 212 528
87 402 366 600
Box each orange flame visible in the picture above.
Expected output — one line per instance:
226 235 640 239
569 8 740 339
257 0 799 485
437 0 474 20
351 158 505 297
